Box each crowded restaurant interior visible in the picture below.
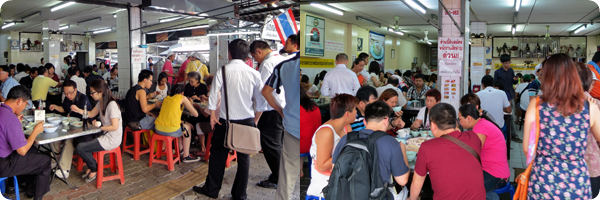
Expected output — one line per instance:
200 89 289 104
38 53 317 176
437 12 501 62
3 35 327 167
300 0 600 200
0 0 301 199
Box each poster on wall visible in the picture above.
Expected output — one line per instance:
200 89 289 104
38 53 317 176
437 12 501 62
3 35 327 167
441 77 460 100
357 37 363 51
369 31 385 70
305 15 325 57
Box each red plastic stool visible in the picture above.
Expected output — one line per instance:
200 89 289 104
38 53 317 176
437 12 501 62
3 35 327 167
226 151 237 168
204 132 237 167
72 153 97 172
149 134 180 171
122 127 151 161
95 148 125 189
204 132 213 162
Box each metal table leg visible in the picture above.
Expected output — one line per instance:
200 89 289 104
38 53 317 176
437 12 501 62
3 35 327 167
40 143 78 189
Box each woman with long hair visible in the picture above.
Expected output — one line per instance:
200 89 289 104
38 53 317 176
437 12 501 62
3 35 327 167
460 93 499 129
379 71 388 86
402 70 414 89
367 61 382 87
306 94 357 199
149 72 171 101
523 54 600 199
301 74 320 99
98 62 108 77
314 70 327 89
72 80 123 183
300 86 321 178
457 104 509 196
427 73 437 89
155 84 200 163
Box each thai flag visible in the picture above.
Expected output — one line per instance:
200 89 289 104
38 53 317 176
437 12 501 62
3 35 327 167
273 8 298 45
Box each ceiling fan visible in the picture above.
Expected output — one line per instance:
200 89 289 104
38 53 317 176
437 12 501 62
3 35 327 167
416 30 436 44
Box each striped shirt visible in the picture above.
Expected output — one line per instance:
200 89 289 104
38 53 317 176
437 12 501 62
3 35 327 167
350 108 366 131
265 53 300 138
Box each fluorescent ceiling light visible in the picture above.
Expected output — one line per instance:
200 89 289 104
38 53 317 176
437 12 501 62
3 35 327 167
406 0 426 14
574 24 587 34
93 28 112 34
2 22 15 29
388 27 404 35
51 1 75 12
356 16 380 27
159 16 183 23
59 25 70 30
427 41 432 45
207 31 260 36
512 25 516 35
113 13 117 18
146 25 209 34
310 3 343 16
77 17 101 25
43 27 48 30
515 0 522 11
115 9 126 12
327 4 347 11
22 11 41 20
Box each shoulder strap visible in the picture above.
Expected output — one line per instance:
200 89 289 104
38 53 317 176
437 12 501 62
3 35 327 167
441 134 481 164
221 66 229 121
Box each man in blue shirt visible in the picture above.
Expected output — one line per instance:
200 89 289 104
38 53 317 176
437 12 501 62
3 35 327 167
262 34 300 200
332 101 410 195
1 65 33 109
493 54 518 100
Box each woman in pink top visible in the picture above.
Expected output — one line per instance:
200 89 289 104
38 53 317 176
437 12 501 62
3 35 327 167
458 104 509 194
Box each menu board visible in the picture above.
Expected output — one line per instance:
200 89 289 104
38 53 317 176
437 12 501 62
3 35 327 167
441 77 460 100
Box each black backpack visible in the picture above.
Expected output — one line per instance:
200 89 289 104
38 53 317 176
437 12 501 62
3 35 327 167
323 130 393 200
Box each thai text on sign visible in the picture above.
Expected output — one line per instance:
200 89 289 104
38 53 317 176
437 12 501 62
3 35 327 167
132 48 146 64
438 37 464 60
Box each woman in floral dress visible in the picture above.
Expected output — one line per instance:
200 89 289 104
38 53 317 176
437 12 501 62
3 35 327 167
523 54 600 200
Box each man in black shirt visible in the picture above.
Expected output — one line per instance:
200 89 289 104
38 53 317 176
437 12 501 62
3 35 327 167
48 80 93 179
124 70 162 130
19 67 38 89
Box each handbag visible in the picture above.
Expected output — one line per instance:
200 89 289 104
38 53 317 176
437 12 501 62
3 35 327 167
221 65 262 155
441 131 481 164
514 97 541 200
128 122 142 131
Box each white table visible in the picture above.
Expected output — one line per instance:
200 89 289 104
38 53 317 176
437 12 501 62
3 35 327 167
25 124 102 189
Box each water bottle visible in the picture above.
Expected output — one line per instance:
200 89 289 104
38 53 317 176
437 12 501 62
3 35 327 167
83 104 88 130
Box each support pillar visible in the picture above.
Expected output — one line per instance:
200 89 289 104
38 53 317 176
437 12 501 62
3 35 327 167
117 7 143 92
438 0 468 111
43 20 61 77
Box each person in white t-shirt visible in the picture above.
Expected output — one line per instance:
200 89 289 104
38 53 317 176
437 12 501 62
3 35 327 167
476 75 511 130
410 89 441 130
515 74 532 123
301 75 319 99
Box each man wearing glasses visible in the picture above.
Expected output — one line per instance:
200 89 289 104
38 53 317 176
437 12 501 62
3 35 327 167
48 80 93 179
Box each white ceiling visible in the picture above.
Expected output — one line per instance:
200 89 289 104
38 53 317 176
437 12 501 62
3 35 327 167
301 0 600 43
0 0 189 35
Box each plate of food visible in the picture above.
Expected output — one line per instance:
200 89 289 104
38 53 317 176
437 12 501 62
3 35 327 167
45 113 59 118
63 117 80 122
148 98 158 103
70 121 83 128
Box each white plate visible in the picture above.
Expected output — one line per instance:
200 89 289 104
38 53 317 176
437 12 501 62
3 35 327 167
70 121 83 128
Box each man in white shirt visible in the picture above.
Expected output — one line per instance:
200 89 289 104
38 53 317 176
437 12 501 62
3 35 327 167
13 64 29 82
194 39 263 200
67 67 87 95
250 40 287 189
476 75 511 129
358 52 371 80
515 74 532 122
320 53 361 98
376 76 407 107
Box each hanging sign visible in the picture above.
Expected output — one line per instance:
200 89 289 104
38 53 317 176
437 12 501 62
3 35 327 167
261 19 281 41
132 48 146 64
438 37 464 76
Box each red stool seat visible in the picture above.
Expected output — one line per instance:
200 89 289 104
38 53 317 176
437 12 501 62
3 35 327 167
95 148 125 189
205 132 237 167
72 153 97 172
149 133 180 171
122 127 152 161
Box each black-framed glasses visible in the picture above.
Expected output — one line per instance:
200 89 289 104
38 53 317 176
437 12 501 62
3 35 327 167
90 91 98 95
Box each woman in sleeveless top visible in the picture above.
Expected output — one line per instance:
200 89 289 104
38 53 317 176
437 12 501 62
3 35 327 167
576 62 600 198
149 72 171 101
306 94 358 199
523 54 600 199
154 84 200 163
